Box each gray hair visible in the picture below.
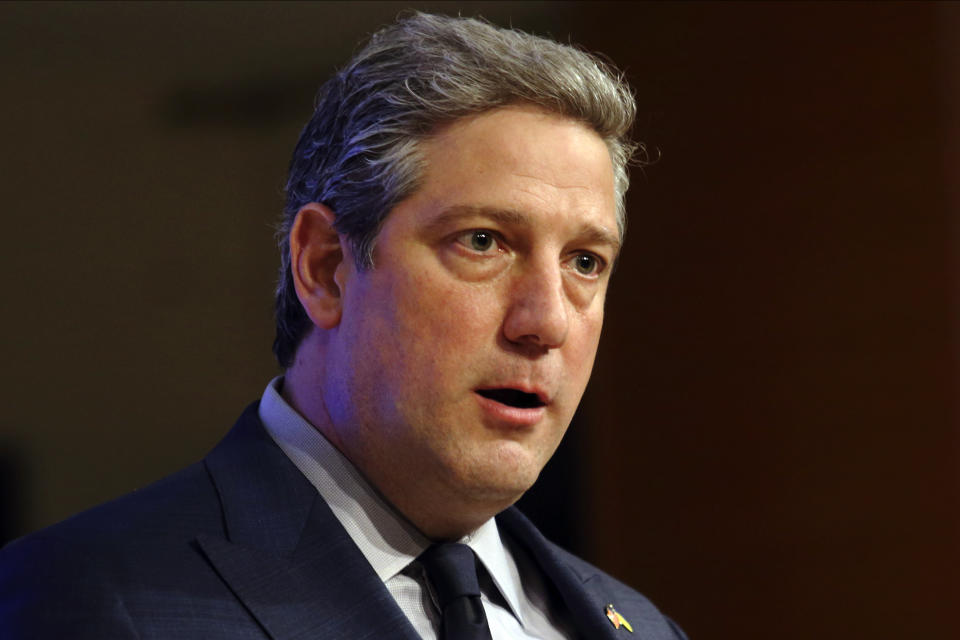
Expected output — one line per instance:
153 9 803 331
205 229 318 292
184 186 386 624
274 11 639 367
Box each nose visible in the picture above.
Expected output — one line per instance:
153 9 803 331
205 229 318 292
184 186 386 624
502 262 569 350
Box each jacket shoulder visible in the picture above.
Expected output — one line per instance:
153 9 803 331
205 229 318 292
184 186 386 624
5 459 219 550
0 461 223 638
499 507 688 640
552 544 688 638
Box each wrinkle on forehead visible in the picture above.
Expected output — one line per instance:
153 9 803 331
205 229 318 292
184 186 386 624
511 172 595 193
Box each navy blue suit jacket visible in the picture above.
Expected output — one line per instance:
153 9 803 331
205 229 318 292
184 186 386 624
0 403 685 639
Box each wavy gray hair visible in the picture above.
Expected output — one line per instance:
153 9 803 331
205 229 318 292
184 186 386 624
274 11 639 367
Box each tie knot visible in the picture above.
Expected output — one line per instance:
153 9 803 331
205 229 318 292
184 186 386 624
418 543 482 607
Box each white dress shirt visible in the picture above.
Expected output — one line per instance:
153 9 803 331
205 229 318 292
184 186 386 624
258 376 574 640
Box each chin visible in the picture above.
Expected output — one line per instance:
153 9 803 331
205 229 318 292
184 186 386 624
454 485 528 521
458 464 544 507
437 438 553 504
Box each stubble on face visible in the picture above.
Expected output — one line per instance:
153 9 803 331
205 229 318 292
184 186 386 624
316 105 618 538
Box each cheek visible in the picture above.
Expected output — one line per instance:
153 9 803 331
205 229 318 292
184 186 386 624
394 276 499 349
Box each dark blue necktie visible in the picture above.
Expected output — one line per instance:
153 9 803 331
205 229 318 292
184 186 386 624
419 543 494 640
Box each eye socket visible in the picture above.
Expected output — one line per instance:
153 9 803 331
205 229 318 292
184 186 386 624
456 229 500 253
569 252 603 276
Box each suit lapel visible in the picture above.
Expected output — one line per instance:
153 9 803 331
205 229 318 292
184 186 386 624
197 404 420 640
497 507 622 640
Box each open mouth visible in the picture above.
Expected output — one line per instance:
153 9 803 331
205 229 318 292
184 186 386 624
476 388 546 409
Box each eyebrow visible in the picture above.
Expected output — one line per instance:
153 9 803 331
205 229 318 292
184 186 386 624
427 205 622 255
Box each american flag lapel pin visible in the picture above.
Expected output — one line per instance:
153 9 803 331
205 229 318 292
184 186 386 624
605 604 634 633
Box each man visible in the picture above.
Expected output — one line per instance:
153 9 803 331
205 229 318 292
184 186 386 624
0 12 686 639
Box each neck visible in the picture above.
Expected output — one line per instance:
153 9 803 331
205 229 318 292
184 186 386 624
282 336 513 541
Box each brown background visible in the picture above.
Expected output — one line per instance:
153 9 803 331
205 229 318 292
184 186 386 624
1 2 957 638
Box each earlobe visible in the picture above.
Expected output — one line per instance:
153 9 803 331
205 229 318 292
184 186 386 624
289 202 346 330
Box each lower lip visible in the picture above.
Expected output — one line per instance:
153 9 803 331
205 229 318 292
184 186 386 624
474 393 547 427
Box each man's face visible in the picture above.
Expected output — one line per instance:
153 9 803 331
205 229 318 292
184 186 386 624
322 105 619 535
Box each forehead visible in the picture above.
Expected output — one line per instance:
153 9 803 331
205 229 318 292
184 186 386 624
399 105 617 240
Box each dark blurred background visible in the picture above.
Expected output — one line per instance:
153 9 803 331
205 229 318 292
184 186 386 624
1 2 958 638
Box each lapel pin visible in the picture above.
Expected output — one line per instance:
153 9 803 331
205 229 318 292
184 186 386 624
605 604 634 633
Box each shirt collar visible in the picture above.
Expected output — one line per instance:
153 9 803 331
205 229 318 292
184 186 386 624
259 376 527 627
259 376 428 582
462 519 528 627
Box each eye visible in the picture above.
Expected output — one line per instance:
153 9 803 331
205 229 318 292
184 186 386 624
569 252 603 276
456 229 500 253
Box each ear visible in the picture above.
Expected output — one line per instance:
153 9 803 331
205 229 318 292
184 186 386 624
289 202 347 330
